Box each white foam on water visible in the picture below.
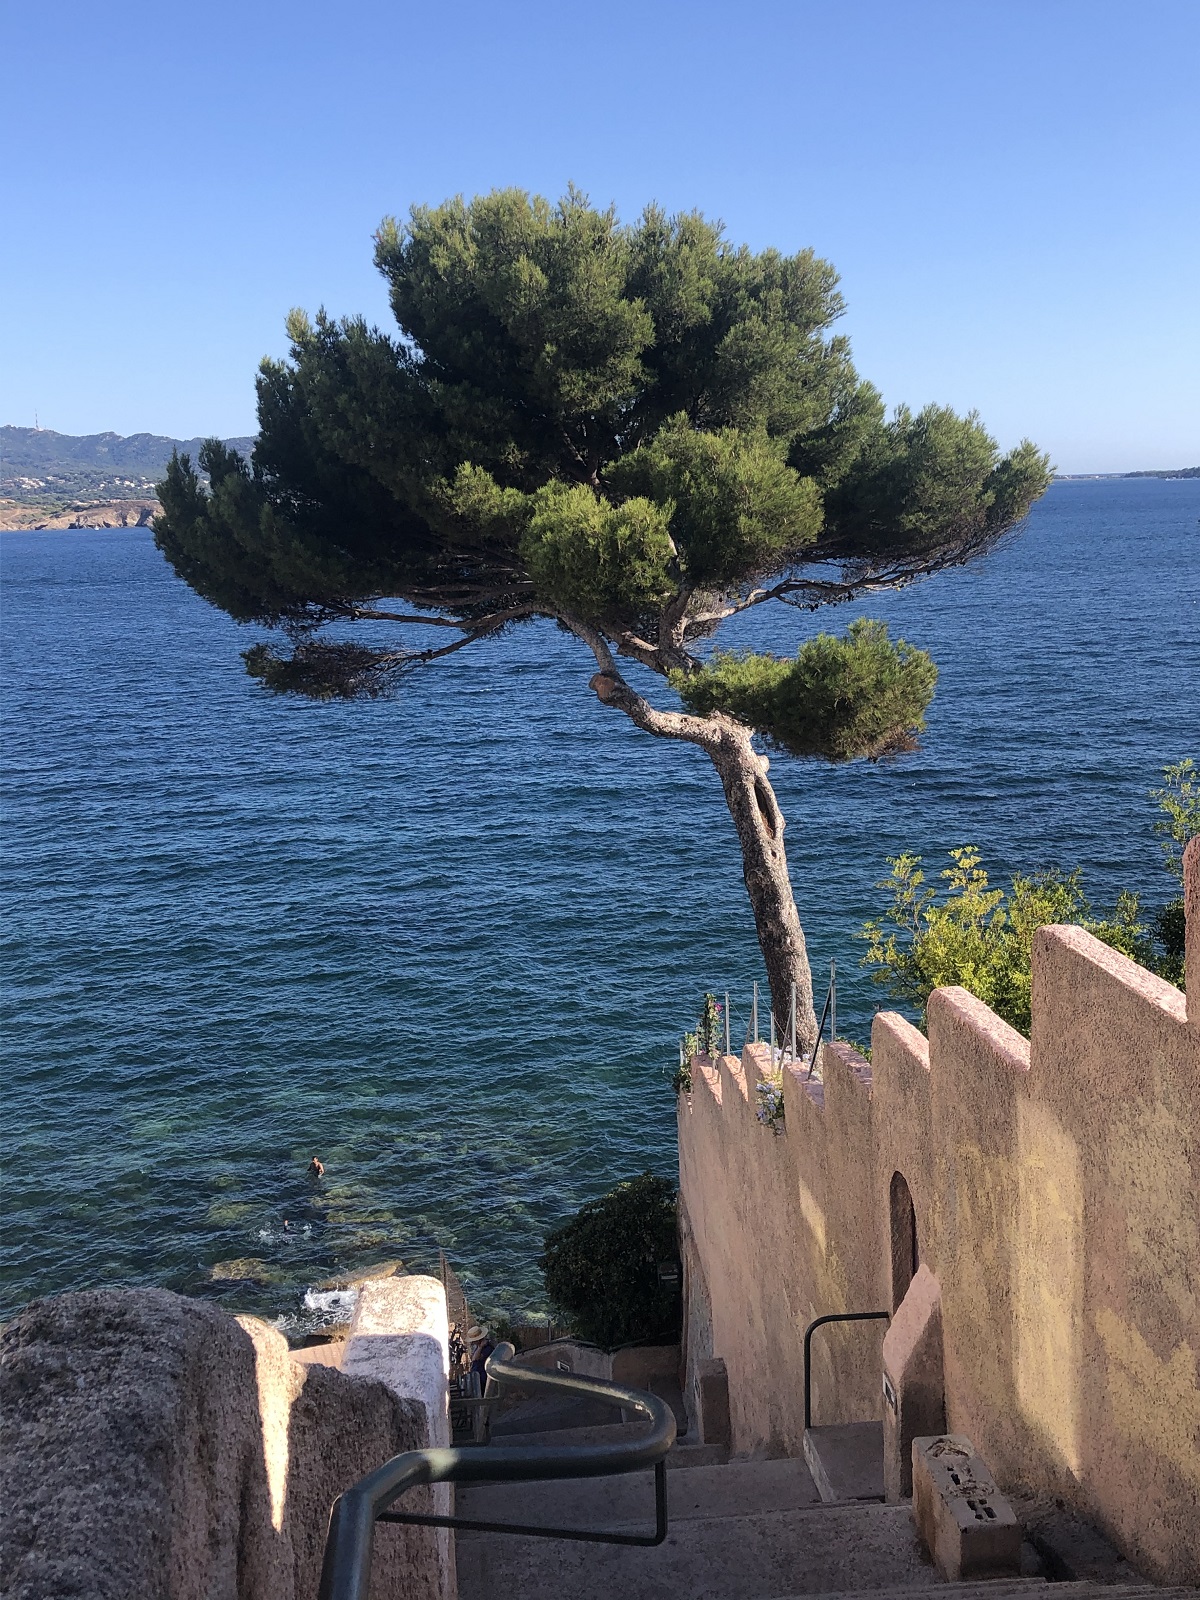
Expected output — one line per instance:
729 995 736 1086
303 1287 358 1318
257 1223 313 1244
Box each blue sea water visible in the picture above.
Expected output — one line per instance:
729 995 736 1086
2 479 1198 1329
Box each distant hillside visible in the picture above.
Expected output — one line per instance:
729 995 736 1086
0 426 255 510
1056 466 1200 481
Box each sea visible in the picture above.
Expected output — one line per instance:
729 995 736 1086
2 478 1197 1332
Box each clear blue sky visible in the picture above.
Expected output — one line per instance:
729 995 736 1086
3 0 1197 472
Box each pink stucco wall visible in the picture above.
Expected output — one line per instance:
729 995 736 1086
678 841 1200 1584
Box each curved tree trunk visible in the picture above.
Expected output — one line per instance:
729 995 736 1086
706 728 819 1054
570 618 820 1054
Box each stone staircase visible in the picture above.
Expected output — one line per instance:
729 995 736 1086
455 1415 1198 1600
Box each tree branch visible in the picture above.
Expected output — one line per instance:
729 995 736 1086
614 631 663 672
557 611 730 751
344 607 465 627
345 602 541 633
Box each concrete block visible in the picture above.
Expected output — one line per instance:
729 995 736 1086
912 1433 1021 1582
881 1263 945 1500
696 1355 731 1449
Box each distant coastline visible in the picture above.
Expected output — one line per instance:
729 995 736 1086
1 424 1197 530
1054 467 1200 481
0 425 252 531
0 498 160 532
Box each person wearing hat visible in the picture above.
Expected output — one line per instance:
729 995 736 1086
467 1324 495 1384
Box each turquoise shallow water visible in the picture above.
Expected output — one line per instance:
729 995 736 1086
2 478 1198 1329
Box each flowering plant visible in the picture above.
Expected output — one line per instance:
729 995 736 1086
674 992 724 1094
755 1072 785 1134
697 992 723 1057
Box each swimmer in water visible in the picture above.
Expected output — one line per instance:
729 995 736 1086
308 1156 325 1177
283 1219 291 1232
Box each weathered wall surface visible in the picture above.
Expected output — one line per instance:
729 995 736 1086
678 841 1200 1584
678 1040 888 1459
0 1278 453 1600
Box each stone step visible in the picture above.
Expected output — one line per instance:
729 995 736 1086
488 1391 623 1435
802 1423 884 1503
767 1586 1200 1600
456 1454 819 1532
456 1499 933 1600
479 1419 727 1467
767 1583 1050 1600
489 1379 689 1439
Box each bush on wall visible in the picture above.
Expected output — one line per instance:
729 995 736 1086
539 1172 680 1349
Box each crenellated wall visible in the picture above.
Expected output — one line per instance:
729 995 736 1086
678 838 1200 1585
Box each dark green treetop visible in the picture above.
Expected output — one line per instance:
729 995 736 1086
158 189 1047 701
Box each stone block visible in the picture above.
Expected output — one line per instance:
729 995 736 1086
696 1355 731 1449
0 1285 452 1600
881 1263 945 1500
912 1433 1022 1581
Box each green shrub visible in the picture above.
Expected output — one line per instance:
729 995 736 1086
538 1173 680 1349
859 849 1152 1036
860 761 1196 1035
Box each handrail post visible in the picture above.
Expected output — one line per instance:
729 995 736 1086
724 991 730 1056
830 960 836 1046
751 980 758 1044
789 981 796 1065
807 978 833 1080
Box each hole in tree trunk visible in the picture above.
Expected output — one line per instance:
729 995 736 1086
753 778 777 838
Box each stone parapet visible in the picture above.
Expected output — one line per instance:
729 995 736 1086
0 1279 454 1600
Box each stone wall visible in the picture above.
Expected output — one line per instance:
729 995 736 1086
678 839 1200 1585
0 1276 453 1600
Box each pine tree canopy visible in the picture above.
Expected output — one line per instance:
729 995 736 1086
156 186 1051 761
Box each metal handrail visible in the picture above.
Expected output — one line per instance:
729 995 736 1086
802 1311 890 1430
318 1340 677 1600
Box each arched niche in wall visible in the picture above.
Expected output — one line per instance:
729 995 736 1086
889 1170 919 1312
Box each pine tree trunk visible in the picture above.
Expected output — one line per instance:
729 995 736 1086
582 642 820 1056
707 726 819 1055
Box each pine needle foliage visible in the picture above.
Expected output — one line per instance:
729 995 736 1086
674 620 937 760
154 187 1050 735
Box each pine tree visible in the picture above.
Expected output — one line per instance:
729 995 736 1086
155 189 1050 1044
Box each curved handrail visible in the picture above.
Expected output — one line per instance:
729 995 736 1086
802 1311 890 1430
318 1340 677 1600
